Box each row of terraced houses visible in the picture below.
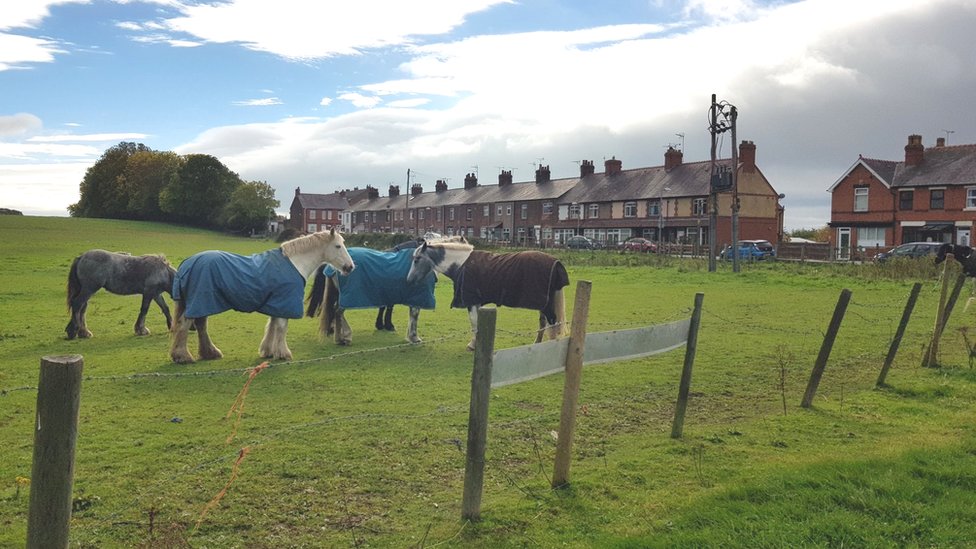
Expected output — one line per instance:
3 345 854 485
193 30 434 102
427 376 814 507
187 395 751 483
289 140 786 249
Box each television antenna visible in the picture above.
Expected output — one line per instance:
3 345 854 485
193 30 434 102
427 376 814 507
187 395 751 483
942 129 955 144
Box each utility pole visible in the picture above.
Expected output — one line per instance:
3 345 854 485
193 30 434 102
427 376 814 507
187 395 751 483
730 105 740 273
403 168 410 234
708 95 719 272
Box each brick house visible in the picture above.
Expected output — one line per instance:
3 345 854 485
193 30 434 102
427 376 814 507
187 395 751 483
304 140 784 248
828 134 976 259
289 187 364 233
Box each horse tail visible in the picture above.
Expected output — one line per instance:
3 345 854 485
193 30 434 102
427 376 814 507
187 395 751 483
305 268 327 317
321 276 339 336
66 255 82 311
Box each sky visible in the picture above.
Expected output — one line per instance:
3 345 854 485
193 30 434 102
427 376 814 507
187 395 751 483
1 0 974 230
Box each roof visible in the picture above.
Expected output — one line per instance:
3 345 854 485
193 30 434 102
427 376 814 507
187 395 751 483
829 144 976 191
562 159 733 203
295 192 351 210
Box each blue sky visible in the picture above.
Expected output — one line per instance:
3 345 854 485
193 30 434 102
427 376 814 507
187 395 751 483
2 0 975 229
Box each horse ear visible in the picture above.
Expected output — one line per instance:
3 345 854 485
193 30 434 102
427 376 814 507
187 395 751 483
329 227 336 236
460 236 468 244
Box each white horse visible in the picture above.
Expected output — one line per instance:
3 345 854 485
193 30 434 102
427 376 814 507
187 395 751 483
405 241 568 350
170 229 355 363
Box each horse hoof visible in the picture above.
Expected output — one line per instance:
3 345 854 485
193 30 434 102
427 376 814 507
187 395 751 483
199 348 223 360
135 328 150 336
466 343 476 351
407 337 422 344
79 329 93 338
337 339 351 346
171 353 195 364
385 324 396 332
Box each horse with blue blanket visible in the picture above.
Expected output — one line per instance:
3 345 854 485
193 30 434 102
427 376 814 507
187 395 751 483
170 229 355 363
306 243 438 345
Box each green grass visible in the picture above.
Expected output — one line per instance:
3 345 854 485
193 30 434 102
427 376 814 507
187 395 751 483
1 215 976 547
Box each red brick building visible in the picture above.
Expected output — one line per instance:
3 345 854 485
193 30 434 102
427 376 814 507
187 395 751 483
828 134 976 259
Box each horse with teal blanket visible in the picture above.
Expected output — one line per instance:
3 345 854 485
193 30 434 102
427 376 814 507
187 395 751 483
306 244 437 345
170 229 355 363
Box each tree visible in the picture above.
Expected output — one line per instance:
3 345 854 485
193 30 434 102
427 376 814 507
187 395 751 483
159 154 242 227
121 150 182 221
69 142 151 218
221 181 280 234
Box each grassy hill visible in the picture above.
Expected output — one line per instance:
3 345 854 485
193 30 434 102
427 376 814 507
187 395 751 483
1 216 975 547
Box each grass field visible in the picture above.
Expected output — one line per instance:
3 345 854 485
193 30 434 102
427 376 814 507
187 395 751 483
2 215 976 548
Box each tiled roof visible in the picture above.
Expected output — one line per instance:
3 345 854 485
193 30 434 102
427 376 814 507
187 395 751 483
859 157 898 185
892 144 976 187
296 192 351 209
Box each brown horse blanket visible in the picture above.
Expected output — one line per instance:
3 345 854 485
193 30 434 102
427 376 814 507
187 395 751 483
450 250 569 311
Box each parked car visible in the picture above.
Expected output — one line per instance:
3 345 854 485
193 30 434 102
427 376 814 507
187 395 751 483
719 240 776 260
620 237 658 253
565 235 603 250
874 241 943 262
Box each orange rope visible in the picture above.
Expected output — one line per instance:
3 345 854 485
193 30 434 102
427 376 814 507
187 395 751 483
192 446 250 535
225 361 270 444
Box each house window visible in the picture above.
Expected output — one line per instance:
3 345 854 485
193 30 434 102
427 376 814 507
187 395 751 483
520 204 528 219
307 223 317 233
693 198 707 215
450 208 456 221
506 205 512 216
930 189 945 210
647 200 660 217
854 187 868 212
857 227 885 248
899 190 914 211
624 201 637 218
542 201 553 214
483 205 490 217
569 204 582 219
419 209 425 220
466 208 473 221
967 188 976 209
497 205 503 216
588 204 599 218
309 209 317 220
436 209 442 222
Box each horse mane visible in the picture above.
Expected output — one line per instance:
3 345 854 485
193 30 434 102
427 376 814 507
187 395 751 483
425 240 473 253
281 229 339 258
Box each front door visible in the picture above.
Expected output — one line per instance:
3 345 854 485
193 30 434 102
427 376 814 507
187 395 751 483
958 228 971 246
837 228 851 260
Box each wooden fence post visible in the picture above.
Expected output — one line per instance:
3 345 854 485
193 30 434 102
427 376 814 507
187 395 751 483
877 283 922 387
27 355 84 549
552 280 592 489
461 308 496 522
801 289 852 408
671 292 705 439
923 268 966 368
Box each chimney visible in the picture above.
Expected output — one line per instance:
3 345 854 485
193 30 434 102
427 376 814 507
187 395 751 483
580 160 595 177
664 146 683 171
498 170 513 186
738 140 757 173
535 164 551 184
435 179 448 193
464 172 478 190
936 137 946 147
605 156 622 176
388 184 400 198
295 187 301 197
905 134 924 167
367 185 379 199
411 183 423 196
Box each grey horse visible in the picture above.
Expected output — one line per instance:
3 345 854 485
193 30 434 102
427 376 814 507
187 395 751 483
65 249 176 339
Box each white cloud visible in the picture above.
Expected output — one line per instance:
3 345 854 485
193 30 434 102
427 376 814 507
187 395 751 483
157 0 513 59
319 97 333 107
27 132 151 142
0 162 88 215
338 92 382 109
387 98 431 108
0 113 42 137
233 97 284 107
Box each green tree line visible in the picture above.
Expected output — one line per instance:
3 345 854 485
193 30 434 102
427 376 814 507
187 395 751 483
69 142 279 234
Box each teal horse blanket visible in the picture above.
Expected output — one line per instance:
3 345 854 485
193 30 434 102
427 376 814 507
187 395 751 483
173 248 305 319
324 247 436 309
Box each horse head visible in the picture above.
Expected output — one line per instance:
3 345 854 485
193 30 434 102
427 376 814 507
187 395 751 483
935 243 954 264
321 229 355 275
406 241 437 285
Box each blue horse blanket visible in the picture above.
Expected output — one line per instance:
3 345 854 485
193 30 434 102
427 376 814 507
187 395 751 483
172 248 305 319
324 247 436 310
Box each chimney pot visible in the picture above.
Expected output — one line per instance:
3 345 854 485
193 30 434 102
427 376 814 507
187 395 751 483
498 170 513 186
664 146 683 171
580 160 595 177
937 137 946 147
738 140 757 173
604 156 622 176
